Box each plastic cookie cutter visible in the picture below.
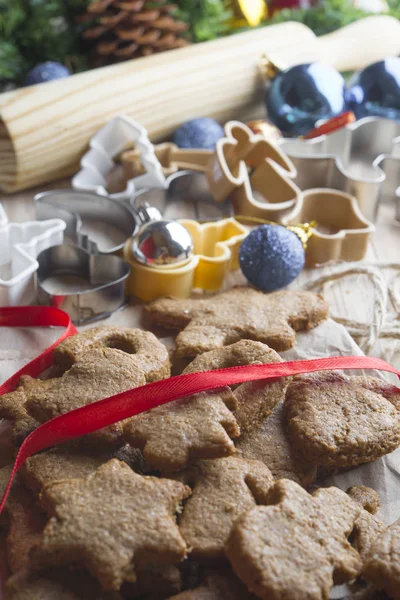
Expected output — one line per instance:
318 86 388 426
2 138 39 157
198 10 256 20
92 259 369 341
121 142 212 180
131 170 233 222
0 203 65 306
207 120 301 221
36 244 131 325
72 115 166 201
279 116 400 223
123 216 248 302
34 189 137 254
282 189 375 266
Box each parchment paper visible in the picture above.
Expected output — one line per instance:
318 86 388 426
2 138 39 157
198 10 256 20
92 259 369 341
0 311 399 599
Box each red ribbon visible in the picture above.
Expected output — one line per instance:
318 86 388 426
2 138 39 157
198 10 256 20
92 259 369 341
0 306 399 515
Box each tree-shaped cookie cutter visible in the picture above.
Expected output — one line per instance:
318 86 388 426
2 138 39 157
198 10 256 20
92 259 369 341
72 115 166 201
279 116 400 224
207 121 301 221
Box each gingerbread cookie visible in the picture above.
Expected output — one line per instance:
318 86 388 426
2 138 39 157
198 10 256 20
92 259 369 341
33 459 190 590
168 569 254 599
285 372 400 469
183 340 288 433
53 326 170 382
26 348 146 448
178 456 273 559
146 287 329 357
363 519 400 599
236 402 317 487
0 375 55 444
124 390 239 473
347 485 381 515
0 466 45 574
226 479 362 600
351 375 400 411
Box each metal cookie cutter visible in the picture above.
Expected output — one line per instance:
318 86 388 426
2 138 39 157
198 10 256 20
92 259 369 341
131 170 234 222
36 245 130 325
34 190 137 254
0 202 65 306
282 189 375 265
72 115 166 201
279 116 400 223
207 120 301 221
34 190 135 324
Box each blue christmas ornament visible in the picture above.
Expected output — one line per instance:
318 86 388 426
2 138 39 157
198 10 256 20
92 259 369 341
24 62 70 86
172 117 224 149
266 62 347 137
346 57 400 122
239 224 305 292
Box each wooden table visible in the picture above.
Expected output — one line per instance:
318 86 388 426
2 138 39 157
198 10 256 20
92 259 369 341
1 181 399 368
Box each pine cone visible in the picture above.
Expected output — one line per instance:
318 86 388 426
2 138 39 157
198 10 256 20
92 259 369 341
81 0 190 66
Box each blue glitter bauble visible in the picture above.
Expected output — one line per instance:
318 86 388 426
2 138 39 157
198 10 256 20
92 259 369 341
24 62 70 86
346 58 400 121
239 225 305 292
266 62 347 136
172 117 224 149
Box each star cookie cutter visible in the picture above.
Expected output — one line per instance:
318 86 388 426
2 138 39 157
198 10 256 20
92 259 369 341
72 115 166 201
121 142 212 180
279 116 400 223
34 189 137 254
282 189 375 265
36 244 131 325
207 120 301 221
123 217 248 301
0 203 65 306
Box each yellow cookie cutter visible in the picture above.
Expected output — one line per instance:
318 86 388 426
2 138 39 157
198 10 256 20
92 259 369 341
123 218 248 301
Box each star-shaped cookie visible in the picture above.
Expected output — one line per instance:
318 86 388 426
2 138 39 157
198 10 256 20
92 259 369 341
33 459 191 590
146 287 329 358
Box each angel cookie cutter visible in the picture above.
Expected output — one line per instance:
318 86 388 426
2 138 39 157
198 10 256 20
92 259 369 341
207 120 301 221
72 115 166 201
279 116 400 223
282 189 375 265
0 203 65 306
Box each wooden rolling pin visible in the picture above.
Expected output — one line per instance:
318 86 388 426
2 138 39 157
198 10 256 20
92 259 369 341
1 15 400 193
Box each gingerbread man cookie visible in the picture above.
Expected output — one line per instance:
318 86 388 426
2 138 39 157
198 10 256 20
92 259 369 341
285 372 400 469
146 287 329 358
